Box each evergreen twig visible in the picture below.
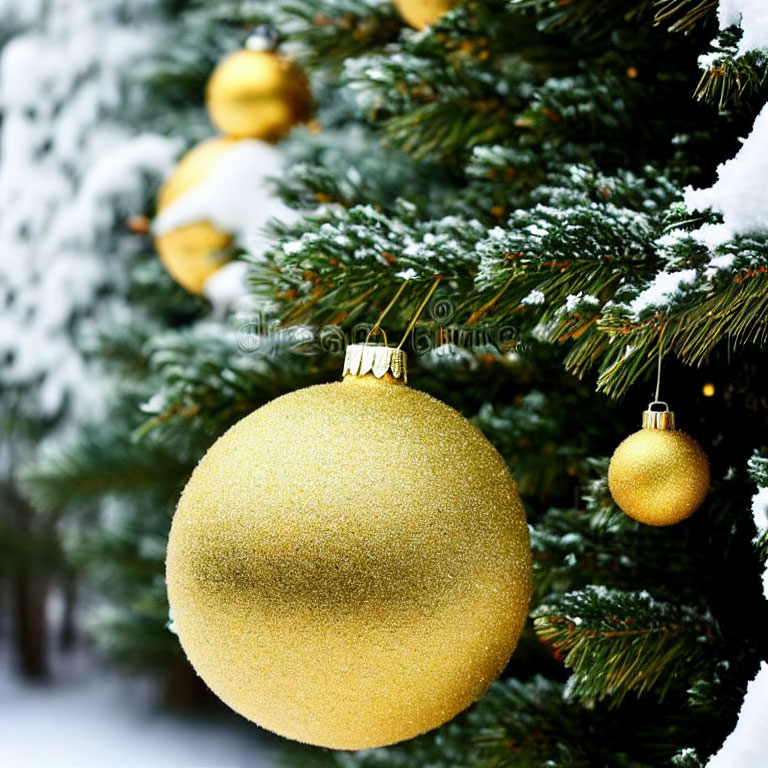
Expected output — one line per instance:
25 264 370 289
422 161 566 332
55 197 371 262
533 587 718 705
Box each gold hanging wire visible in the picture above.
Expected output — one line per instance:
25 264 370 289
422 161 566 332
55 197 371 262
397 277 442 351
654 324 668 403
365 281 408 345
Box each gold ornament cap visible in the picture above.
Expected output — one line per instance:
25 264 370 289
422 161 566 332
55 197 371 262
343 344 407 383
642 401 676 431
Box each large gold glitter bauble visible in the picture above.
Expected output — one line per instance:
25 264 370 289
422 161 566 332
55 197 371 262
154 137 238 295
167 345 532 750
393 0 460 29
206 49 312 141
608 403 709 526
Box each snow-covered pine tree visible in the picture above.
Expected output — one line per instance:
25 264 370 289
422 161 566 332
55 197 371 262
0 0 177 676
24 0 768 764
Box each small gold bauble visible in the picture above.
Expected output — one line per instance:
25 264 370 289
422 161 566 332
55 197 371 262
206 49 312 141
393 0 460 29
167 348 532 749
154 137 238 295
608 405 709 526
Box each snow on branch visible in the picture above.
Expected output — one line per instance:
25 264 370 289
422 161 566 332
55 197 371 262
685 104 768 247
718 0 768 56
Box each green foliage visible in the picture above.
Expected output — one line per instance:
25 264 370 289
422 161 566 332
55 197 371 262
670 748 704 768
266 0 402 70
258 163 768 398
693 33 768 109
244 0 768 401
653 0 717 33
747 451 768 488
653 1 768 110
474 370 623 500
23 410 194 514
513 0 656 39
533 586 717 704
747 451 768 561
307 674 667 768
69 495 178 668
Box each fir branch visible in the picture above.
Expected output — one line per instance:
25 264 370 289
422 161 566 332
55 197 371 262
469 676 594 768
262 166 673 329
691 30 768 110
137 326 338 444
23 420 194 513
670 749 704 768
475 385 620 501
268 0 402 70
530 463 707 605
276 122 443 212
265 188 768 400
587 268 768 397
511 0 656 39
345 48 655 166
530 508 633 598
675 272 768 364
533 586 718 705
78 513 179 668
581 457 630 532
747 452 768 488
653 0 717 33
558 232 768 397
694 52 768 109
263 168 768 399
747 452 768 560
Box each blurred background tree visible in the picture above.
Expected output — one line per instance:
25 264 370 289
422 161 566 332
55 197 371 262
0 0 177 678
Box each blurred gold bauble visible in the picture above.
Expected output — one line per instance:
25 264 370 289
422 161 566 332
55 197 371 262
206 49 312 141
154 137 238 295
608 404 709 526
393 0 460 29
167 346 532 750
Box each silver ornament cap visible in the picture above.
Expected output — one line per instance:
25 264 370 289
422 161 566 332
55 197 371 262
642 401 676 431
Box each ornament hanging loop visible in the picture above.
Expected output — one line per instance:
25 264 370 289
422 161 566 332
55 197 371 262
364 326 389 347
654 323 667 402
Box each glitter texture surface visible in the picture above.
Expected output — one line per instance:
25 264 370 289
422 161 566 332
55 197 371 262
608 428 710 526
166 373 532 749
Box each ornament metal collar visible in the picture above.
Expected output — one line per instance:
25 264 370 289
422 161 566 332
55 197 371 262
642 401 676 430
343 344 408 383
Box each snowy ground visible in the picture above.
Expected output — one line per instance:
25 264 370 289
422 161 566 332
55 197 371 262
0 652 281 768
